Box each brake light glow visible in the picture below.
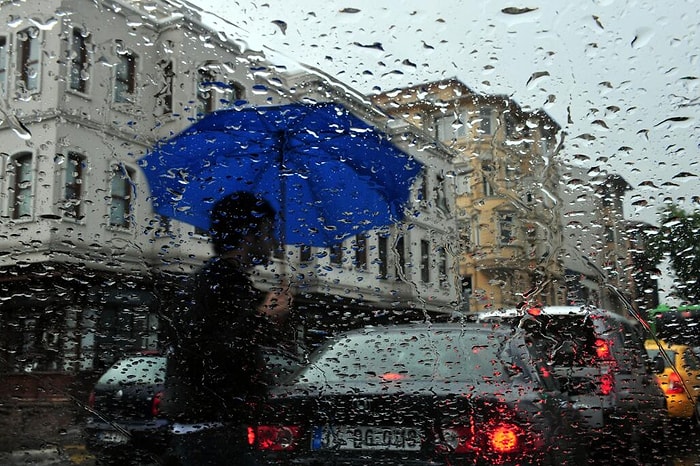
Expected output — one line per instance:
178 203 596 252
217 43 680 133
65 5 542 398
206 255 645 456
600 373 614 396
248 425 301 451
437 422 525 457
87 390 95 409
151 391 163 417
666 371 685 395
489 424 520 453
380 372 405 381
594 339 613 360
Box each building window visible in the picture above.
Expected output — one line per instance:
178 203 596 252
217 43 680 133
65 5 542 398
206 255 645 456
420 239 430 283
377 235 388 279
69 28 89 93
64 152 86 219
330 242 343 266
0 36 7 94
498 213 515 245
395 236 406 281
114 51 136 103
482 163 495 197
353 234 367 270
11 152 33 219
435 112 468 142
419 174 428 203
435 173 448 211
197 69 216 115
156 60 174 115
225 82 245 106
198 69 244 116
438 247 448 287
299 245 312 263
482 174 495 197
478 108 493 135
18 27 40 92
109 164 134 228
461 275 473 311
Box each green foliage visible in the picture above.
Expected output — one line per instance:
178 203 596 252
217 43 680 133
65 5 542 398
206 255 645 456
645 205 700 302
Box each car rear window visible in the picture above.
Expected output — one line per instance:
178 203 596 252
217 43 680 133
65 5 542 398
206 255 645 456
98 356 166 385
516 315 599 367
297 329 508 384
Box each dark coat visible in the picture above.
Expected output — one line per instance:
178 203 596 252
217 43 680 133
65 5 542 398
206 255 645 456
163 257 283 422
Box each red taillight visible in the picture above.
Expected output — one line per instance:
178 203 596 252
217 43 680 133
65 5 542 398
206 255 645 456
594 338 613 360
489 423 520 454
151 391 163 417
437 422 525 457
666 372 685 394
88 390 95 409
248 425 301 451
600 373 614 396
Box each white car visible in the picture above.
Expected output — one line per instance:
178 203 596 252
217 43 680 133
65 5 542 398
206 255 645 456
477 305 668 463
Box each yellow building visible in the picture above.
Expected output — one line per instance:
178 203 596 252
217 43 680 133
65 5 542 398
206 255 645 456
373 79 566 312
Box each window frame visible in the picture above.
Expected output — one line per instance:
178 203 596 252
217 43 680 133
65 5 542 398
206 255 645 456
109 163 135 228
478 107 494 135
498 212 516 246
69 27 89 94
394 235 406 281
0 35 7 95
435 111 468 142
420 239 430 283
17 26 41 93
197 65 245 116
114 50 137 104
377 234 388 280
63 152 86 220
156 59 174 115
10 152 34 220
353 234 367 270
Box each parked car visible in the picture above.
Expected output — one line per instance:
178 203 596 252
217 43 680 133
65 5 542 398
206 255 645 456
84 352 169 465
477 305 669 463
645 338 700 422
247 323 591 465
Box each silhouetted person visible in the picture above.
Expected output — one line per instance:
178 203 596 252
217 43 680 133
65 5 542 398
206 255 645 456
163 191 292 465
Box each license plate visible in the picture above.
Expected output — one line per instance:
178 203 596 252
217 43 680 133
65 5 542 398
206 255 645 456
311 425 421 451
98 431 129 444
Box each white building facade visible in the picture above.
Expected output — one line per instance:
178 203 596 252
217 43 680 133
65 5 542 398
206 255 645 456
0 0 460 376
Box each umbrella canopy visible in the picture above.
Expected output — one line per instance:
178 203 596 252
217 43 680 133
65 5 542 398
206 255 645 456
139 102 423 247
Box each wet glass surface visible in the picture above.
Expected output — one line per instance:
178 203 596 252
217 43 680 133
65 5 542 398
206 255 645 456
0 0 698 464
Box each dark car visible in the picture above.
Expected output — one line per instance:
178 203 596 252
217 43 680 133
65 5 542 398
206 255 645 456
84 352 169 465
247 323 590 465
478 305 669 463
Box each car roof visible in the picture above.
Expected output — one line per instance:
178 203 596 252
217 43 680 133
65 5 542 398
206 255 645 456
476 305 640 326
335 322 514 338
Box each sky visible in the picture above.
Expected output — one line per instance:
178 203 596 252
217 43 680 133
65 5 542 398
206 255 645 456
188 0 699 302
187 0 699 224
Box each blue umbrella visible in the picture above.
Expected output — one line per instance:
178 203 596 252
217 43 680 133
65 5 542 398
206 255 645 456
139 102 423 247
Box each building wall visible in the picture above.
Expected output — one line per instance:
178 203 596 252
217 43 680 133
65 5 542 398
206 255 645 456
373 79 566 313
0 0 463 376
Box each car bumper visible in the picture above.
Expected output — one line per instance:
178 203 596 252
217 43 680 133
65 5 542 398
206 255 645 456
83 418 170 459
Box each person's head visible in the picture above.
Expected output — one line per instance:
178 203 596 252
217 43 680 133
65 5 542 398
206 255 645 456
209 191 277 264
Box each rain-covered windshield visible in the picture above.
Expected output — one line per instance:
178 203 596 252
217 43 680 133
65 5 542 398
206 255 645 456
0 0 698 465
